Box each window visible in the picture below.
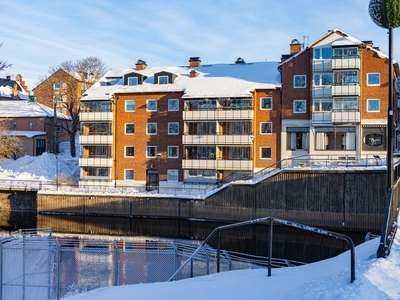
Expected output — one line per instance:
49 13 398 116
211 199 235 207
294 100 306 113
125 146 135 157
147 100 157 111
53 82 62 89
168 123 179 135
168 146 179 158
158 75 169 84
333 47 358 58
167 170 178 182
55 95 63 102
333 97 358 111
146 146 157 157
315 127 356 150
294 75 306 88
313 99 332 112
260 97 272 110
287 128 309 150
147 123 157 135
260 122 272 134
128 77 138 86
367 73 380 86
168 99 179 111
125 123 135 134
260 147 272 159
29 122 35 129
333 70 358 85
125 169 135 180
56 123 62 133
314 48 333 59
125 100 136 112
313 74 332 86
10 121 17 129
367 99 380 112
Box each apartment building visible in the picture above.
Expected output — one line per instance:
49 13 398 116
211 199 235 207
79 58 281 187
280 29 399 162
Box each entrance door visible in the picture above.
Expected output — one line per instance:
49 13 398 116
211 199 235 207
146 169 159 191
36 139 46 156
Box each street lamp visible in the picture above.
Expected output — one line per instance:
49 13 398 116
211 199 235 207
56 153 59 191
157 152 162 193
53 98 57 154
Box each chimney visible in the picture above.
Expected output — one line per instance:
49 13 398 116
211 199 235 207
235 57 246 64
290 39 302 55
135 59 147 71
190 69 197 78
362 40 373 47
6 75 11 81
12 84 19 97
189 57 201 68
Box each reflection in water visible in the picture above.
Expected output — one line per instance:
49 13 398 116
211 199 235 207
36 215 370 263
0 211 372 264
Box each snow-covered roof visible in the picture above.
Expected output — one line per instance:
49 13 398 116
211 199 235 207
0 77 30 100
82 61 281 100
5 131 47 138
0 100 71 119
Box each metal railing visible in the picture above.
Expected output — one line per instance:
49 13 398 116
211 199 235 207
168 217 355 283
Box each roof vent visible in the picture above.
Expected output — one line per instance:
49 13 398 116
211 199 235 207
235 57 246 64
190 69 197 78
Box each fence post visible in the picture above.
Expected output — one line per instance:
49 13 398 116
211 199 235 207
113 241 119 286
56 240 61 300
268 219 273 277
0 243 2 300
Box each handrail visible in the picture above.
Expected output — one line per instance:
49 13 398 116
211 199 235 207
168 217 355 283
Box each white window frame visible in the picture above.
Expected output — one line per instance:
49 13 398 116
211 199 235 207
260 97 272 110
260 122 272 134
125 123 135 134
367 99 380 112
367 73 380 86
29 121 35 129
168 122 179 135
167 169 179 182
293 100 306 113
168 99 179 111
294 75 306 88
56 122 62 133
128 77 138 86
146 123 157 135
158 75 169 84
125 100 136 112
146 146 157 158
260 147 272 159
168 146 179 158
53 82 62 89
124 169 135 180
125 146 135 158
147 99 157 111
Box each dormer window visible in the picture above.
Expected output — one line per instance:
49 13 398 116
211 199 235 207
158 75 169 84
128 77 138 86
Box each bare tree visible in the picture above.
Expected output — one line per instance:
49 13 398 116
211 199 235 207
0 43 12 72
0 124 22 159
36 57 106 157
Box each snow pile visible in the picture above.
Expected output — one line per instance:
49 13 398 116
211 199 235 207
65 233 400 300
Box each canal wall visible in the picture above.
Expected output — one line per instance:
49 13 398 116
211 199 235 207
36 169 387 232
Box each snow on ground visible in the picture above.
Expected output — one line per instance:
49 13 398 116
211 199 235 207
64 232 400 300
1 152 400 299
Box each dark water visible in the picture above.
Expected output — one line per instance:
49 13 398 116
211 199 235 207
0 211 375 264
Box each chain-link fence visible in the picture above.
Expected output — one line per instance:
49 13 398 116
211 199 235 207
0 229 303 300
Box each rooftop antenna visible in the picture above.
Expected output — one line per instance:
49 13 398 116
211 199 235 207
302 36 309 49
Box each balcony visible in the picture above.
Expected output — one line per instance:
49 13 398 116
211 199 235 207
312 112 332 124
80 112 113 122
183 134 254 145
332 57 360 69
79 157 114 167
182 159 216 169
332 109 360 123
80 135 113 145
183 109 253 121
312 60 332 72
332 84 360 96
312 86 332 98
216 159 252 170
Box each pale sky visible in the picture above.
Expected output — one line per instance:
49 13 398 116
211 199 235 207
1 0 398 91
